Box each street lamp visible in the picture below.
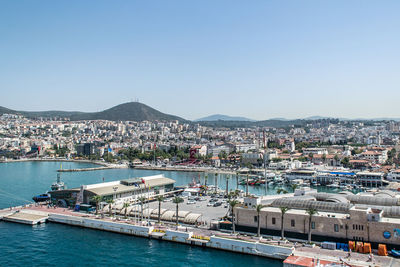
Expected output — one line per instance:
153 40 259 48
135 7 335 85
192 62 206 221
113 186 118 200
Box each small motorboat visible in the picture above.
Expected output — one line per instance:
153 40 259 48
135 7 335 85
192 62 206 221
32 193 50 203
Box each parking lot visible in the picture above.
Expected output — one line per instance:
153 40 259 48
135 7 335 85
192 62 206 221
148 195 230 223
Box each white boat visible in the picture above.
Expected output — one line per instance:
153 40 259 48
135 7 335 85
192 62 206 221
327 183 340 188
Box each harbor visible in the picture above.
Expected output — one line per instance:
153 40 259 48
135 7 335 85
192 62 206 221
1 162 400 266
1 204 398 266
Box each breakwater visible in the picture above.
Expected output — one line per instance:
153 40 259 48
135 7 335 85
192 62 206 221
57 165 127 172
133 165 237 175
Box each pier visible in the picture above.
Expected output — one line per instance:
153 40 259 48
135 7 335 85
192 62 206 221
57 165 126 172
3 211 48 225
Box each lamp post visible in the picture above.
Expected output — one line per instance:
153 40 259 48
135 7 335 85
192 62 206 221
113 186 118 200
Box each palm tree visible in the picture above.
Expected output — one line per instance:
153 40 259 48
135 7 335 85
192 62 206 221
91 195 103 215
276 188 288 194
204 174 208 195
291 184 299 192
246 174 249 196
236 172 239 190
306 208 318 243
123 202 130 219
229 200 239 234
279 206 290 240
106 199 114 217
226 175 230 196
138 197 146 222
215 173 218 194
172 196 184 229
227 191 236 201
156 195 165 224
256 204 265 237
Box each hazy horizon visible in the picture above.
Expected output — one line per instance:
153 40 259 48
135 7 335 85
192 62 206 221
1 1 400 120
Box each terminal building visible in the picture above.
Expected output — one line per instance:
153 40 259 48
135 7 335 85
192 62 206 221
50 174 176 207
234 188 400 249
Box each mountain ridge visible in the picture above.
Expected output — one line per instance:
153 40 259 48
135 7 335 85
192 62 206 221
195 114 255 122
0 102 187 122
1 103 400 123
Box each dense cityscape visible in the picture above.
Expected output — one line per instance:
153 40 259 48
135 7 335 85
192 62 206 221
3 1 400 266
2 112 400 178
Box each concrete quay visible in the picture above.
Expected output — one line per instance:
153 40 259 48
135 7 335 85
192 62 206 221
2 205 399 266
47 213 293 260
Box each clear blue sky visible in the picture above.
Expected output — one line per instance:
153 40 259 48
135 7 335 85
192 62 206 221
1 1 400 120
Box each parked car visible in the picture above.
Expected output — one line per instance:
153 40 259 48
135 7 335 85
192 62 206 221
213 202 222 207
187 200 196 205
207 202 214 207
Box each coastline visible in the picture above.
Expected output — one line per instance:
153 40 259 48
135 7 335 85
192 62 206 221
0 158 106 166
0 158 129 172
2 205 396 266
0 159 250 175
133 165 246 175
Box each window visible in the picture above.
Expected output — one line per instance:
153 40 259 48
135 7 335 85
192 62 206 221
291 219 295 227
272 217 276 225
254 216 257 222
334 224 339 232
353 224 355 230
361 225 364 231
311 221 315 229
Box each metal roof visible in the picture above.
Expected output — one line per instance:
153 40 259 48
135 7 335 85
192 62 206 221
85 177 175 196
184 213 202 224
329 172 356 176
271 198 351 213
346 195 399 206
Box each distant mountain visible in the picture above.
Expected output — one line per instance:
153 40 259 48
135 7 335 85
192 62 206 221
195 114 255 122
2 103 400 124
0 102 187 122
304 116 334 120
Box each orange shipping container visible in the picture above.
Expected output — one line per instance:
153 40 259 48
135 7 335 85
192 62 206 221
378 244 388 256
363 243 371 254
348 241 355 251
356 242 364 253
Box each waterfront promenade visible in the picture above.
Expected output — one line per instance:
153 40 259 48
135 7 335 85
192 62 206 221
2 204 398 266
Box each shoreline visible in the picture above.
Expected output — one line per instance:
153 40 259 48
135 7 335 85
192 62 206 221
0 158 129 171
0 158 106 166
0 159 250 175
133 165 246 175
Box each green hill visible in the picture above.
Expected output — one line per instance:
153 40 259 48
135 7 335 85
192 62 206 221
0 102 187 122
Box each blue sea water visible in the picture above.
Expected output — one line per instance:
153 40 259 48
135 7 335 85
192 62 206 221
0 162 282 267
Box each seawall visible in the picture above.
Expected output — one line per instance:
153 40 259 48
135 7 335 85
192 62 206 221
48 213 292 260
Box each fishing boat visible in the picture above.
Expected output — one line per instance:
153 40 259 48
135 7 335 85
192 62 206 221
327 182 340 188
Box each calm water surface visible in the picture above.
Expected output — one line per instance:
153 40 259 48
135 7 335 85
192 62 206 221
0 162 282 267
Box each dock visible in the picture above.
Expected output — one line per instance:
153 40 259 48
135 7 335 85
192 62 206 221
1 210 48 225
